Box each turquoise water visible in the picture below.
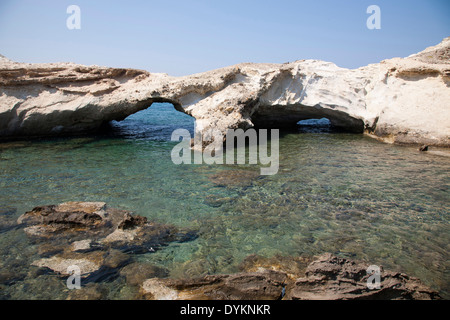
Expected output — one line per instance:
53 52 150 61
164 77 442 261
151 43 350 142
0 103 448 299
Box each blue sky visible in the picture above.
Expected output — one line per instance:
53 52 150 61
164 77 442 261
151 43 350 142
0 0 449 76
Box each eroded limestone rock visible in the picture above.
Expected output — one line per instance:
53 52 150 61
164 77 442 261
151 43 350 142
1 38 449 146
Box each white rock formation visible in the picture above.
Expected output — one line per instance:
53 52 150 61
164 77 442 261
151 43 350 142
0 37 449 146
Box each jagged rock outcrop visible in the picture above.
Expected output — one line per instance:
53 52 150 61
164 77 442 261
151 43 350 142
285 253 441 300
1 38 449 146
17 202 197 279
140 253 441 300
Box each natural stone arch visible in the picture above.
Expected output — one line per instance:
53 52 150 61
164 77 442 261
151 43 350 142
1 37 449 146
250 103 365 133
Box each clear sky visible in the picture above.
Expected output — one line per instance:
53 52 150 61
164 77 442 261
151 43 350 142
0 0 449 76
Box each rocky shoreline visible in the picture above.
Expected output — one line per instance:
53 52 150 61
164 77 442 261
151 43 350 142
141 253 441 300
3 202 439 300
1 38 449 147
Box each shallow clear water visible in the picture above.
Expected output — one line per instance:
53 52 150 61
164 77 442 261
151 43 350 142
0 103 449 299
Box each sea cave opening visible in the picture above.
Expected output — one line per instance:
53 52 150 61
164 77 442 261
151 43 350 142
251 104 365 133
108 102 195 141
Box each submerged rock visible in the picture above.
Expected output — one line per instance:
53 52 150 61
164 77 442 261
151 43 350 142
239 254 313 278
66 283 108 300
17 202 109 239
208 169 260 188
140 253 441 300
32 252 104 277
18 201 197 283
120 262 169 286
31 248 130 279
17 201 191 253
0 207 19 233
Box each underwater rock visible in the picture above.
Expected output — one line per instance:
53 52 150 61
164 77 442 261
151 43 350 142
17 201 193 253
239 254 313 278
0 269 26 286
32 252 105 277
100 222 179 254
117 212 148 230
203 195 233 208
31 248 131 287
120 262 169 286
208 169 260 188
66 282 108 300
18 202 197 283
0 207 19 233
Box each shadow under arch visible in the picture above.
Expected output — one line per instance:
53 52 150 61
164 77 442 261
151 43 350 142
251 104 365 133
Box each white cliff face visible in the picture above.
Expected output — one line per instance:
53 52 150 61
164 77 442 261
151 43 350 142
0 37 449 146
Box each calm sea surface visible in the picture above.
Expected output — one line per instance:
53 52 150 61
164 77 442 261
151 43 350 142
0 103 448 299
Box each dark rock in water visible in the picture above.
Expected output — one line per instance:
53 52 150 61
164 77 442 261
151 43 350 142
120 262 169 286
17 201 195 252
334 209 365 221
0 207 19 233
83 265 122 284
141 269 287 300
31 249 130 279
101 221 179 254
239 254 313 277
66 283 108 300
208 169 260 188
17 202 110 240
419 145 429 152
117 212 148 230
175 230 198 243
18 201 198 284
286 253 441 300
203 195 235 208
140 253 441 300
37 242 66 258
0 270 26 286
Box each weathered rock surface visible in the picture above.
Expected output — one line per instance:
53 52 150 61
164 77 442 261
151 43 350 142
17 202 197 279
286 253 441 300
17 201 188 253
120 262 169 286
141 269 288 300
1 38 449 146
140 253 441 300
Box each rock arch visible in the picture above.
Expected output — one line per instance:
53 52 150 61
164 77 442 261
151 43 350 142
251 103 365 133
1 37 449 146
